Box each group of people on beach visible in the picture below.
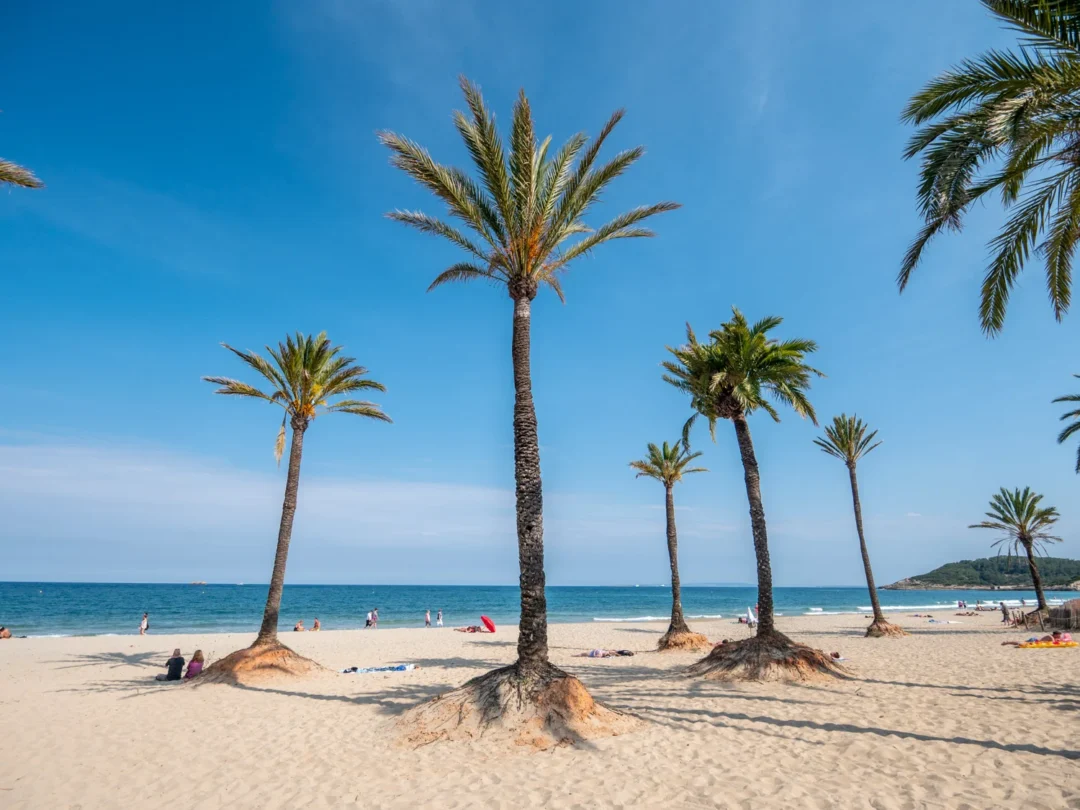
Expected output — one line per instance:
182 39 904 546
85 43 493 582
293 618 321 631
154 648 204 681
424 610 443 627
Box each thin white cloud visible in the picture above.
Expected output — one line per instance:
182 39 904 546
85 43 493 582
905 512 922 518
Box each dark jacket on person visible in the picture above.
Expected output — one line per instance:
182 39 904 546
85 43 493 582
164 655 185 681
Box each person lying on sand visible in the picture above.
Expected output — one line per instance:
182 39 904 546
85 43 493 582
713 639 731 648
453 625 491 633
0 626 11 639
155 649 185 681
185 650 204 679
574 649 635 658
955 611 977 617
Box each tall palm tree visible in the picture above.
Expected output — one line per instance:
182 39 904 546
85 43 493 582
900 0 1080 335
380 76 677 736
969 487 1062 612
0 158 43 189
814 415 904 638
1054 374 1080 471
629 439 709 651
664 308 841 680
202 332 389 677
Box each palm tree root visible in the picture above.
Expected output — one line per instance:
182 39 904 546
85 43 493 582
197 638 324 685
865 619 907 638
396 661 638 749
657 627 712 652
685 632 849 682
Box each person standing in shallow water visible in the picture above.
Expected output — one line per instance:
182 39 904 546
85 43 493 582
436 610 443 627
139 613 148 635
425 610 431 628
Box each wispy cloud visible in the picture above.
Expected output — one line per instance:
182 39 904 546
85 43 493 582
905 512 922 518
0 438 742 582
12 174 251 279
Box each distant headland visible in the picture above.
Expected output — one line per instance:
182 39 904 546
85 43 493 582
883 557 1080 591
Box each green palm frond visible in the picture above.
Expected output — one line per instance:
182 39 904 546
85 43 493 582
664 307 822 444
814 414 882 466
1053 373 1080 471
629 439 707 487
901 0 1080 333
381 76 679 302
204 332 390 462
969 486 1063 555
983 0 1080 53
0 158 43 189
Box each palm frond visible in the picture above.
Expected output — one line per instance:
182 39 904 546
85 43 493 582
983 0 1080 53
384 79 677 302
0 158 44 189
206 333 390 444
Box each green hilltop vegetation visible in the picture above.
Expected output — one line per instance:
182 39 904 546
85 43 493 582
885 557 1080 590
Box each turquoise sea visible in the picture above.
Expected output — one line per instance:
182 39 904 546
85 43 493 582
0 582 1069 637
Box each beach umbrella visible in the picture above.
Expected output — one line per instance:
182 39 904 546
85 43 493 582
481 615 496 633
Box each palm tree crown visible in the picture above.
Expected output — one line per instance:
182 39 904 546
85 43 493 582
378 76 679 301
969 486 1062 555
0 158 43 189
1054 373 1080 472
663 308 822 441
629 440 707 488
203 331 390 462
900 0 1080 334
814 414 882 467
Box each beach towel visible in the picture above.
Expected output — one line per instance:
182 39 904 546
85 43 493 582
341 664 416 674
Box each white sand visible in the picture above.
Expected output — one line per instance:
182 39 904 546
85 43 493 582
1 612 1076 809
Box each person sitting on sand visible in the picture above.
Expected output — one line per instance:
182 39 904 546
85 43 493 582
293 620 304 632
311 618 320 631
0 626 11 639
185 650 205 679
454 625 490 633
155 649 185 681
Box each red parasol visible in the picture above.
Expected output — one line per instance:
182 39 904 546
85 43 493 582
481 615 496 633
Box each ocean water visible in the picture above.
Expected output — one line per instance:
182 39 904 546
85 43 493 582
0 582 1069 637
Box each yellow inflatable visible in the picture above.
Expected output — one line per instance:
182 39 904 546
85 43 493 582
1018 641 1078 649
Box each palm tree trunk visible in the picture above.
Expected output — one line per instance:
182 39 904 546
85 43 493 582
665 484 689 634
511 296 548 675
1022 540 1049 611
255 420 306 645
734 414 777 639
847 463 885 624
731 413 777 638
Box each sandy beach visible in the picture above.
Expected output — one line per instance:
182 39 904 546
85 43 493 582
0 612 1076 809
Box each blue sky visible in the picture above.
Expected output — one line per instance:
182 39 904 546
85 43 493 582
2 1 1077 586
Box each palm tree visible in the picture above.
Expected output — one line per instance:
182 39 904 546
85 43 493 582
380 77 677 740
814 415 905 638
969 487 1062 612
0 158 43 189
1054 374 1080 471
202 332 389 679
629 439 709 651
900 1 1080 335
664 308 842 680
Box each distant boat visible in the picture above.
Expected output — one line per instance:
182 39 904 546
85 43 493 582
190 581 207 586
